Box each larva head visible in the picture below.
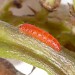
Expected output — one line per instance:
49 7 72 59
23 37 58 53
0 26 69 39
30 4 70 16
19 23 32 34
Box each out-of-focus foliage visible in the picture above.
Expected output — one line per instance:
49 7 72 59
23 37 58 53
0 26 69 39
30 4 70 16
0 0 75 75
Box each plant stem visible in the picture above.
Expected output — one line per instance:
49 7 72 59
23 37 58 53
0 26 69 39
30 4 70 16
0 21 75 75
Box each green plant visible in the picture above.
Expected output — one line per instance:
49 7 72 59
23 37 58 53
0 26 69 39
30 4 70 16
0 0 75 75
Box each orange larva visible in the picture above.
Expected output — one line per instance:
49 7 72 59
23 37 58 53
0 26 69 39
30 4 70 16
19 23 61 51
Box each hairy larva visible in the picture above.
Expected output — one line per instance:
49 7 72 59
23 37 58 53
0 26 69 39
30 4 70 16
19 23 61 51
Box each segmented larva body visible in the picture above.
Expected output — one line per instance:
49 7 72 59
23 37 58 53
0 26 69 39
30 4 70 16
19 23 61 51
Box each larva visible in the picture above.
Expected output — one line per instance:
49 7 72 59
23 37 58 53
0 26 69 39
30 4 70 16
19 23 61 51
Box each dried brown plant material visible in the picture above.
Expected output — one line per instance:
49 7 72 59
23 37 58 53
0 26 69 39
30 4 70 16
0 58 17 75
40 0 61 11
13 0 23 8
